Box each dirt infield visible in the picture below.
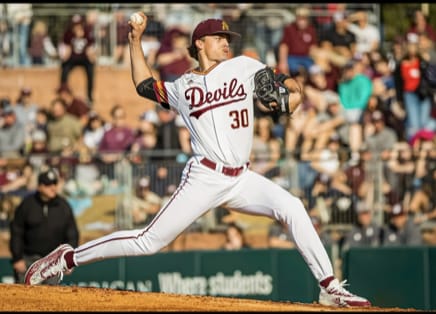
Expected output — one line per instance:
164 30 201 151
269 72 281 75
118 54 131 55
0 284 417 312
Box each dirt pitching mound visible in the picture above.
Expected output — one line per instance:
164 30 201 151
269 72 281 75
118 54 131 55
0 284 417 312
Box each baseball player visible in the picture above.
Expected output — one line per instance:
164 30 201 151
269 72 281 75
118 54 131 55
24 13 371 308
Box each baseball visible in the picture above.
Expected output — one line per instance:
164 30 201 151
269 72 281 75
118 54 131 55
130 12 144 25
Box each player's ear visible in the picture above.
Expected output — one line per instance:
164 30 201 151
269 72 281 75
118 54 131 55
195 38 205 51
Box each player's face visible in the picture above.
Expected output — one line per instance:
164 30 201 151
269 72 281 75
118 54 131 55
202 34 231 62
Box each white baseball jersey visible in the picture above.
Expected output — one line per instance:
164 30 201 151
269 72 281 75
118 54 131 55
73 55 334 284
161 55 263 166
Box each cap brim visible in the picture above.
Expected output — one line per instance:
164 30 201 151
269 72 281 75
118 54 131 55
194 30 241 44
189 30 240 52
212 30 241 38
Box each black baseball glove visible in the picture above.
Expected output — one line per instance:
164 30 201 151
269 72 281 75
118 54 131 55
254 67 290 115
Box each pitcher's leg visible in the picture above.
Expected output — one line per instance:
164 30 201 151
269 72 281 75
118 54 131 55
227 170 333 282
74 163 221 266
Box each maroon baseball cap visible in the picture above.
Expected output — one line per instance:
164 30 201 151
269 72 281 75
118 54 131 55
189 18 240 49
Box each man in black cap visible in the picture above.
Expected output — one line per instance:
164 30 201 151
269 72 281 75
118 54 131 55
9 168 79 284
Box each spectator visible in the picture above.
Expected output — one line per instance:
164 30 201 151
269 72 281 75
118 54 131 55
371 55 406 140
175 115 191 160
0 157 19 193
28 19 57 65
319 11 356 65
27 129 49 169
9 168 79 284
84 10 98 42
309 132 342 181
346 10 380 54
97 104 135 181
222 222 251 250
253 95 287 140
7 3 33 66
364 110 398 163
47 136 80 188
268 220 295 248
13 87 40 150
0 18 12 67
406 9 436 43
250 116 282 178
247 4 289 65
393 32 432 141
56 83 90 127
284 102 319 197
82 111 106 154
146 161 183 198
409 180 436 225
361 111 398 213
283 95 317 157
385 141 415 205
0 105 26 158
418 35 436 130
309 91 347 150
338 58 373 155
154 106 184 161
34 107 50 136
277 6 318 75
140 16 164 68
408 137 436 224
304 65 332 113
46 97 82 154
380 202 422 246
341 144 373 203
342 200 382 251
131 176 162 228
134 110 160 139
420 220 436 245
59 14 96 105
309 48 342 92
130 110 159 165
0 194 16 231
1 95 12 112
218 4 253 58
312 3 346 37
155 27 193 82
319 167 357 225
0 159 36 199
13 87 39 131
306 171 331 217
113 10 130 65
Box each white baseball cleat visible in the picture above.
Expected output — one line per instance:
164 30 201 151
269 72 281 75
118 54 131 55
319 278 371 307
24 244 74 285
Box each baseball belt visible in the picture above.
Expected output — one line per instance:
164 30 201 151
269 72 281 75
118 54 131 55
200 157 249 177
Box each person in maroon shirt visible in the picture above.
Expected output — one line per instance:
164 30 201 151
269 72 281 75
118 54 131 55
278 6 318 76
406 9 436 43
59 14 96 105
97 104 135 180
155 27 193 82
56 83 90 128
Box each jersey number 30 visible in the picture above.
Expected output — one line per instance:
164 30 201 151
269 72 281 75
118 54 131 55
229 109 249 129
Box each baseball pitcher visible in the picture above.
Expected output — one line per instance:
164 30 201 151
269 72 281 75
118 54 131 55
24 13 371 308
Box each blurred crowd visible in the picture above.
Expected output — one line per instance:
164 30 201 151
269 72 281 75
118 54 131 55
0 3 436 255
